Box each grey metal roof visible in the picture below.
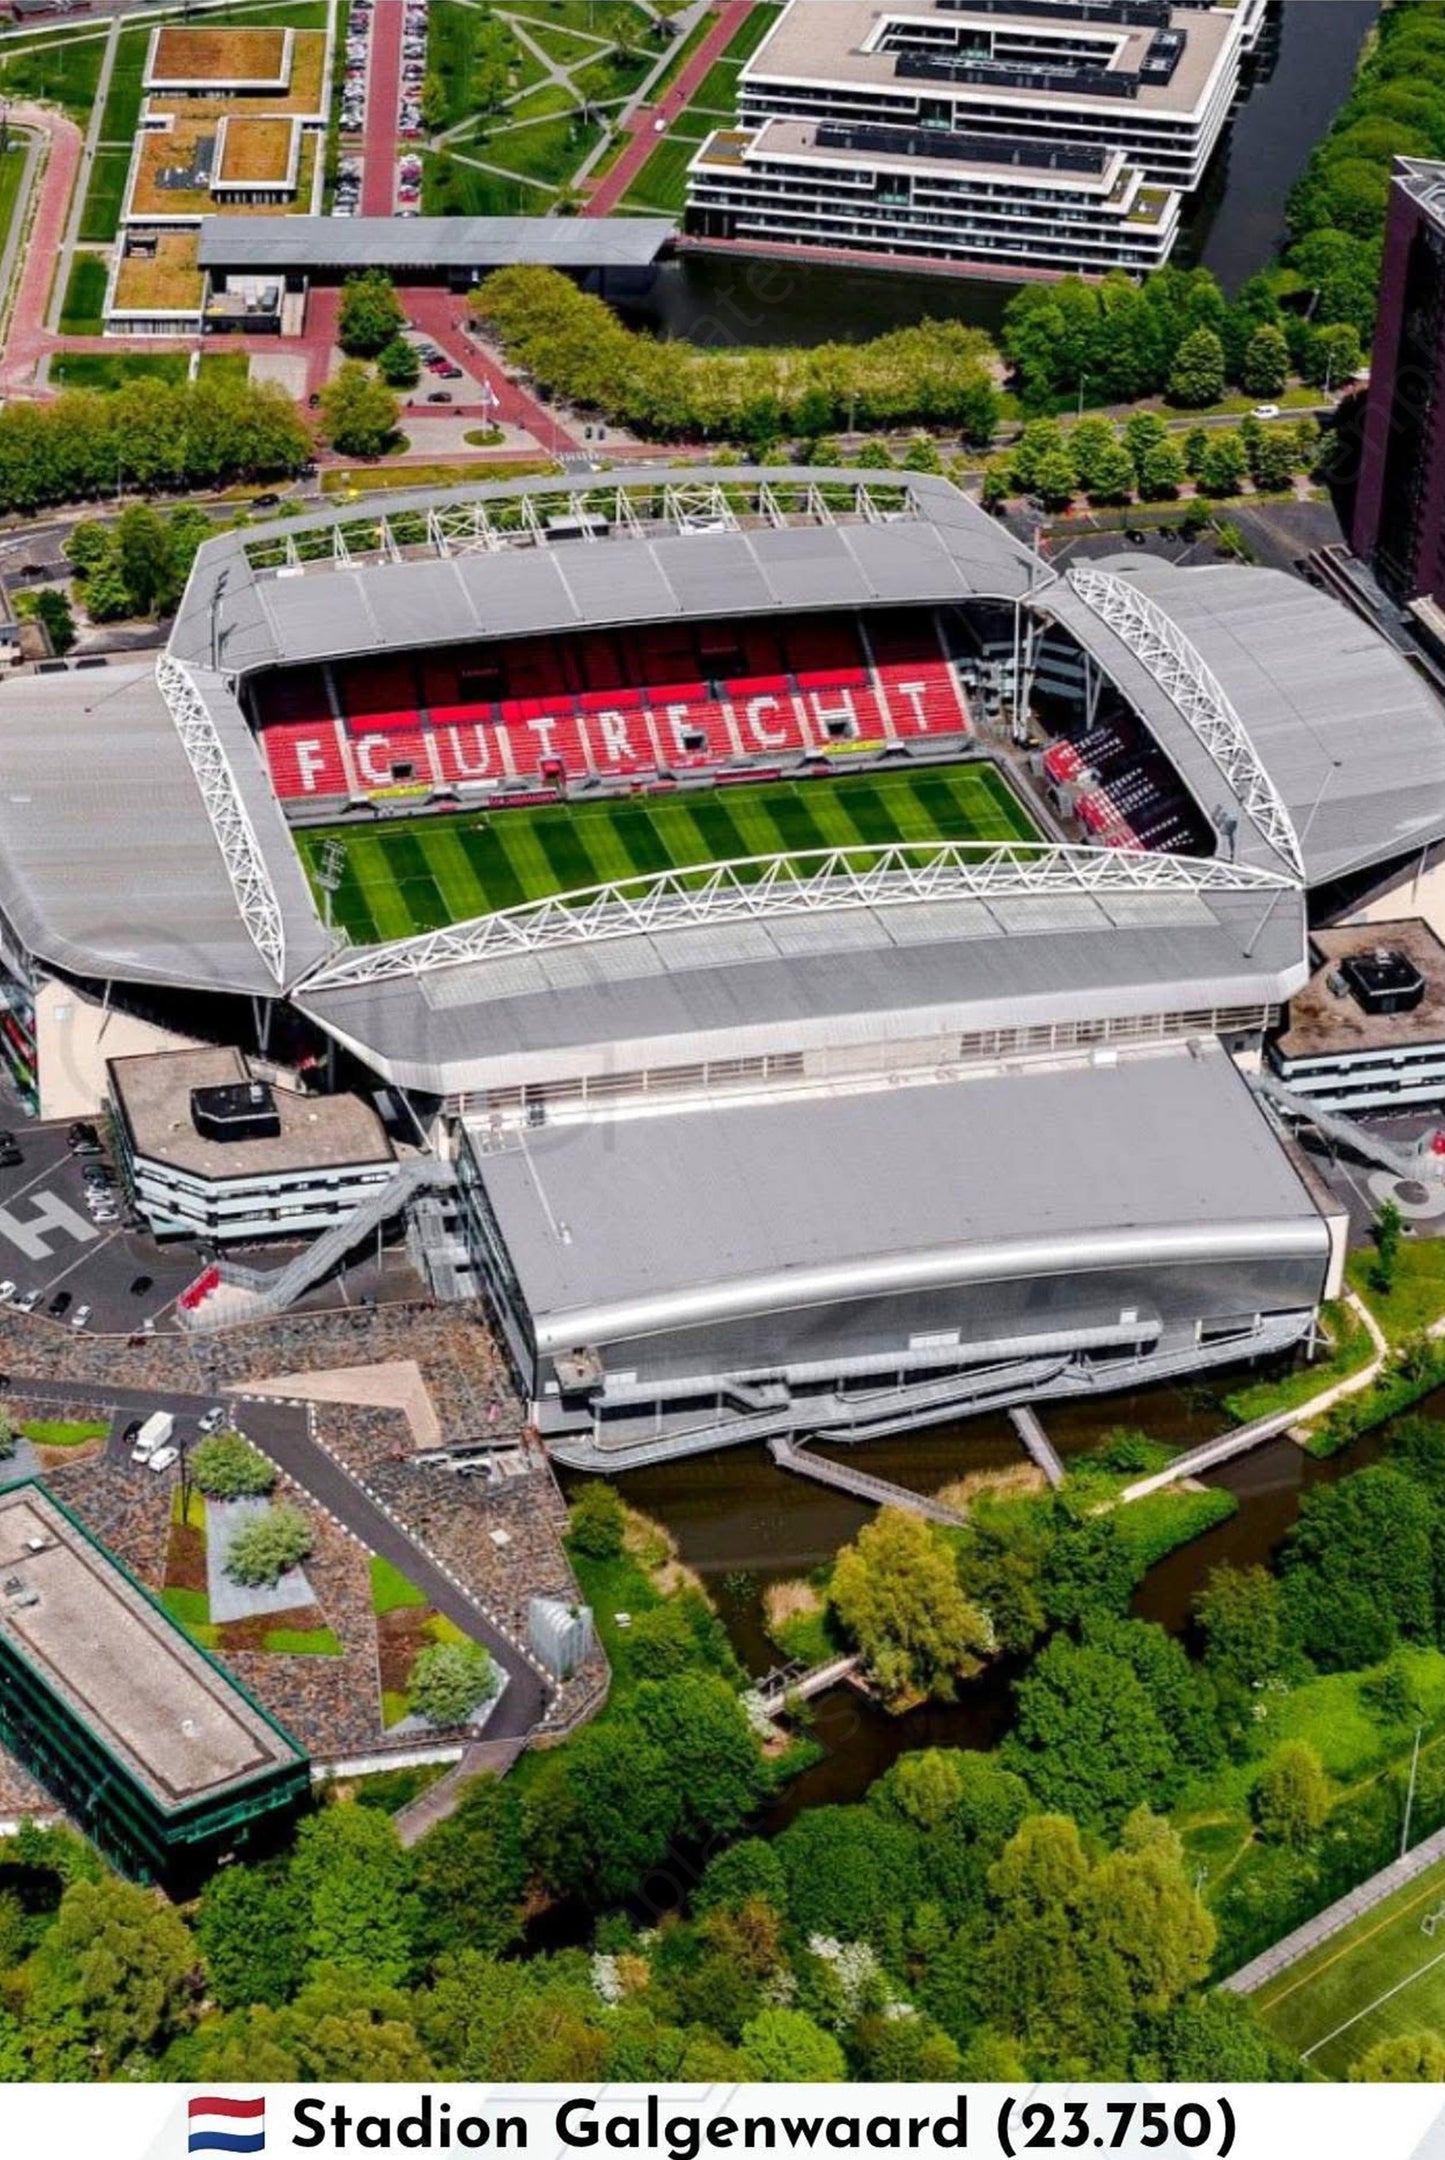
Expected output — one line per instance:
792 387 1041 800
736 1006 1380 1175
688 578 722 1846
1040 558 1445 888
169 469 1039 676
0 664 327 996
297 877 1307 1095
475 1039 1327 1349
196 215 675 273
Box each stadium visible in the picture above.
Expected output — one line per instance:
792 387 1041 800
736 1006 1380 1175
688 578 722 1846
3 468 1445 1465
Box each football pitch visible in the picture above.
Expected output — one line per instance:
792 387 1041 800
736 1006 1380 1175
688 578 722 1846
1251 1848 1445 2077
296 763 1039 946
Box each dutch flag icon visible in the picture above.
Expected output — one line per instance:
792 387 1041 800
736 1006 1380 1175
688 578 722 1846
188 2098 266 2155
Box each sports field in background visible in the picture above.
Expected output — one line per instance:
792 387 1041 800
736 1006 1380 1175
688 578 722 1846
1251 1848 1445 2077
296 763 1038 945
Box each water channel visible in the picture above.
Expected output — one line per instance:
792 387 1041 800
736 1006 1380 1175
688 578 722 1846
619 0 1381 352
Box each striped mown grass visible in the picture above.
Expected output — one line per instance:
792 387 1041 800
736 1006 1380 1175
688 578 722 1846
297 763 1038 947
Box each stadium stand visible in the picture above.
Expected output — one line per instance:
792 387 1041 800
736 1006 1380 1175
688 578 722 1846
252 608 975 808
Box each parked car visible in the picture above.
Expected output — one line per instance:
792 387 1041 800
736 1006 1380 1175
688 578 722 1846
426 390 453 403
71 1305 91 1331
129 1275 153 1297
0 1283 17 1304
0 1150 21 1170
148 1446 180 1474
1252 404 1282 421
121 1418 143 1447
47 1291 71 1318
198 1406 228 1435
13 1291 37 1314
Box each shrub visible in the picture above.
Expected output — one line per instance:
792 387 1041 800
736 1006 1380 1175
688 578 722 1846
224 1504 313 1588
1252 1740 1332 1848
568 1481 626 1560
407 1639 498 1727
190 1433 276 1501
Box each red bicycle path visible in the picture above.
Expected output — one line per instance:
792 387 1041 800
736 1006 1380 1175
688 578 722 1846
361 0 404 218
584 0 753 218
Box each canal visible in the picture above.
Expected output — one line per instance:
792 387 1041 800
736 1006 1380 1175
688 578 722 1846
560 1353 1424 1830
620 0 1380 351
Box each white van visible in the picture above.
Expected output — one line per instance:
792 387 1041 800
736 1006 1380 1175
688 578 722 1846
131 1411 174 1464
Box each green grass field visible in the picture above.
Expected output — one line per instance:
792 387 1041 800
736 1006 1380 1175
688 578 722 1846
1253 1850 1445 2077
298 763 1036 946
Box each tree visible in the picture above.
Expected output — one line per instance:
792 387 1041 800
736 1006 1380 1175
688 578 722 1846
1241 323 1290 399
408 1639 498 1727
195 1859 306 2010
1082 1811 1215 2014
1374 1196 1404 1293
1003 1635 1181 1831
24 1877 195 2079
290 1805 415 1986
339 270 404 358
1252 1741 1332 1848
1140 1991 1294 2081
1350 2030 1445 2080
1194 1562 1285 1691
1168 327 1226 408
1303 320 1363 391
32 587 75 655
412 1773 527 1961
1281 1465 1437 1668
830 1506 993 1704
1083 436 1138 504
695 1838 788 1919
1197 430 1247 497
178 1967 434 2082
978 1814 1134 2078
377 336 422 390
1248 427 1298 494
776 1805 923 1946
568 1480 625 1559
740 2007 847 2081
190 1432 275 1501
1137 437 1186 501
224 1502 313 1587
319 363 401 460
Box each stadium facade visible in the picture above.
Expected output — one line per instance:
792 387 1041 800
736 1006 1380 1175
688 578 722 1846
1 469 1443 1461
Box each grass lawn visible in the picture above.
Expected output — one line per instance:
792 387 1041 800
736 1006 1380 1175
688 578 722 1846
51 352 190 390
690 56 741 113
58 251 108 337
721 0 786 65
198 350 252 382
573 44 651 102
18 1417 109 1448
1348 1241 1445 1344
297 763 1039 944
1252 1846 1445 2076
619 121 710 212
521 18 604 66
78 148 134 244
370 1553 428 1614
0 139 29 271
0 30 106 124
482 110 603 184
424 153 553 215
98 23 152 144
501 0 651 42
263 1624 344 1654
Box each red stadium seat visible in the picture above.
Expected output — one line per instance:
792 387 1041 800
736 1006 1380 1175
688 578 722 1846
582 701 659 777
262 720 350 800
656 695 737 767
349 727 436 792
875 660 969 739
431 719 512 786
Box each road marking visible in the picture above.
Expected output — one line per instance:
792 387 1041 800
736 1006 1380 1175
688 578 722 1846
1257 1862 1445 2015
1300 1938 1445 2063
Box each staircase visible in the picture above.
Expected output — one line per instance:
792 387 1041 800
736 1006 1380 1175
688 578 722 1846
1252 1074 1445 1180
180 1159 457 1329
768 1434 965 1524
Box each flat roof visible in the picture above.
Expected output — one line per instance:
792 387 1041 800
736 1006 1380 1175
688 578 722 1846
110 1046 393 1179
747 0 1235 118
0 1483 302 1814
148 24 289 86
477 1038 1327 1350
0 662 329 995
1039 557 1445 888
196 214 675 273
299 873 1307 1096
725 115 1124 189
1275 918 1445 1060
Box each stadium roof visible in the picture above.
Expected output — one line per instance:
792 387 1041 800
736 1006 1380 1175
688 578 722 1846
168 470 1041 677
1037 556 1445 888
196 214 676 273
0 662 327 995
475 1038 1328 1352
297 865 1307 1096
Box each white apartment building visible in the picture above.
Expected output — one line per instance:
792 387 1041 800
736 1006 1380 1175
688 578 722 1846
685 0 1265 277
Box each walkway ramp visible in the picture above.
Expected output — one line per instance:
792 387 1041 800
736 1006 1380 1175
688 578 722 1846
1253 1073 1442 1180
768 1434 965 1525
1009 1405 1065 1488
752 1652 861 1719
184 1158 456 1326
393 1735 526 1849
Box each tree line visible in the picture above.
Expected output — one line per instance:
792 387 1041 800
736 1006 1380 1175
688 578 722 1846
0 377 311 518
472 265 1002 447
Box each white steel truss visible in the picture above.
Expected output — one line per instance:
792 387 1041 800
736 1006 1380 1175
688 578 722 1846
241 480 919 575
1065 565 1305 881
304 842 1295 990
157 654 287 986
